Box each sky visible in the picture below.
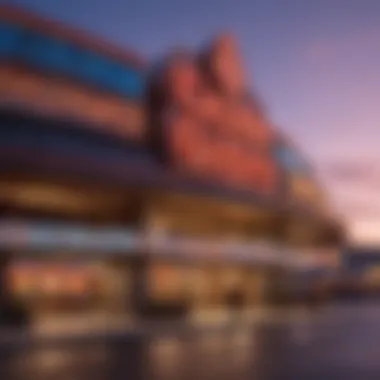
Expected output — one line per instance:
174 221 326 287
5 0 380 244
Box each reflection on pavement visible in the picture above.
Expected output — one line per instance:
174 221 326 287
3 302 380 379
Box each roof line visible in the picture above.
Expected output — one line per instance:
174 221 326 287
0 4 146 70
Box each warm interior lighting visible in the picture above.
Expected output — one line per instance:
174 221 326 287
349 220 380 245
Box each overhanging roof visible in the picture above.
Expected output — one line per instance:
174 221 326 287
0 108 282 212
0 107 341 227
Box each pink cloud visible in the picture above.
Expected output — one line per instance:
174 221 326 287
305 26 380 67
349 219 380 244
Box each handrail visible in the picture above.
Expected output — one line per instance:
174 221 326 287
0 219 339 270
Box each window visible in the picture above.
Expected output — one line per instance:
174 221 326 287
2 25 145 100
18 31 78 76
0 23 23 57
275 144 311 174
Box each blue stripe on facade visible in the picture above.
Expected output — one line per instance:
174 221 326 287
274 144 312 174
0 23 23 57
0 22 146 99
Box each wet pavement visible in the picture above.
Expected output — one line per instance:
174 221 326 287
1 301 380 380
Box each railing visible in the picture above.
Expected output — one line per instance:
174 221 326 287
0 219 340 271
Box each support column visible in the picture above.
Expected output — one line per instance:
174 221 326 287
259 212 292 306
0 206 13 325
0 254 10 315
102 257 150 318
130 258 150 316
271 211 290 243
0 252 29 327
0 203 29 327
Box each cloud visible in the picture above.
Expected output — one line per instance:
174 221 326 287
305 26 380 68
349 219 380 245
338 201 380 220
338 197 380 244
321 160 377 183
318 160 379 193
317 159 380 221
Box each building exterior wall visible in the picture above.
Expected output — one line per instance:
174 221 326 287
0 5 346 323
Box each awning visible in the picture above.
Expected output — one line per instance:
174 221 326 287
0 219 339 270
0 107 281 211
0 219 141 254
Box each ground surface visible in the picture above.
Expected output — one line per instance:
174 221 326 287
1 301 380 380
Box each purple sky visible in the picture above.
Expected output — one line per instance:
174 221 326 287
7 0 380 243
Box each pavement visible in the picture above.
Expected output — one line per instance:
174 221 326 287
0 306 308 344
3 302 380 379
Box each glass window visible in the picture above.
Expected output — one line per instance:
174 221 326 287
62 50 144 99
275 144 311 174
17 30 80 77
8 27 145 100
118 66 145 98
99 60 124 93
96 61 145 98
0 23 23 57
75 50 110 87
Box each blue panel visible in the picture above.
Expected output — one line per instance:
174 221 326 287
0 20 146 99
12 28 146 99
104 62 131 96
76 53 145 98
274 143 312 174
118 65 145 98
0 23 23 57
0 20 146 100
75 50 109 86
17 30 81 77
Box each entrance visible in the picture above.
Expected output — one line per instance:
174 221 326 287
8 259 134 317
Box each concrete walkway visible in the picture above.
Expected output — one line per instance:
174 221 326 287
0 306 314 345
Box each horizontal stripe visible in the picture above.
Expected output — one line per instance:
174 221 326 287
0 107 151 162
0 145 282 212
0 22 146 98
0 220 140 252
0 65 145 141
0 111 328 218
0 5 144 69
0 219 337 269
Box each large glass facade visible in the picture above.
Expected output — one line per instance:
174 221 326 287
8 259 134 316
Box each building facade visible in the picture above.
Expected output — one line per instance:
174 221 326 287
0 5 344 323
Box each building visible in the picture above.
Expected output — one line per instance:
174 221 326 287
341 247 380 291
0 5 344 324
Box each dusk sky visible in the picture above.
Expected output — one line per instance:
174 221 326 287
7 0 380 244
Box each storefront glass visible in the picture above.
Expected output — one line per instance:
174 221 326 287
8 259 132 315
